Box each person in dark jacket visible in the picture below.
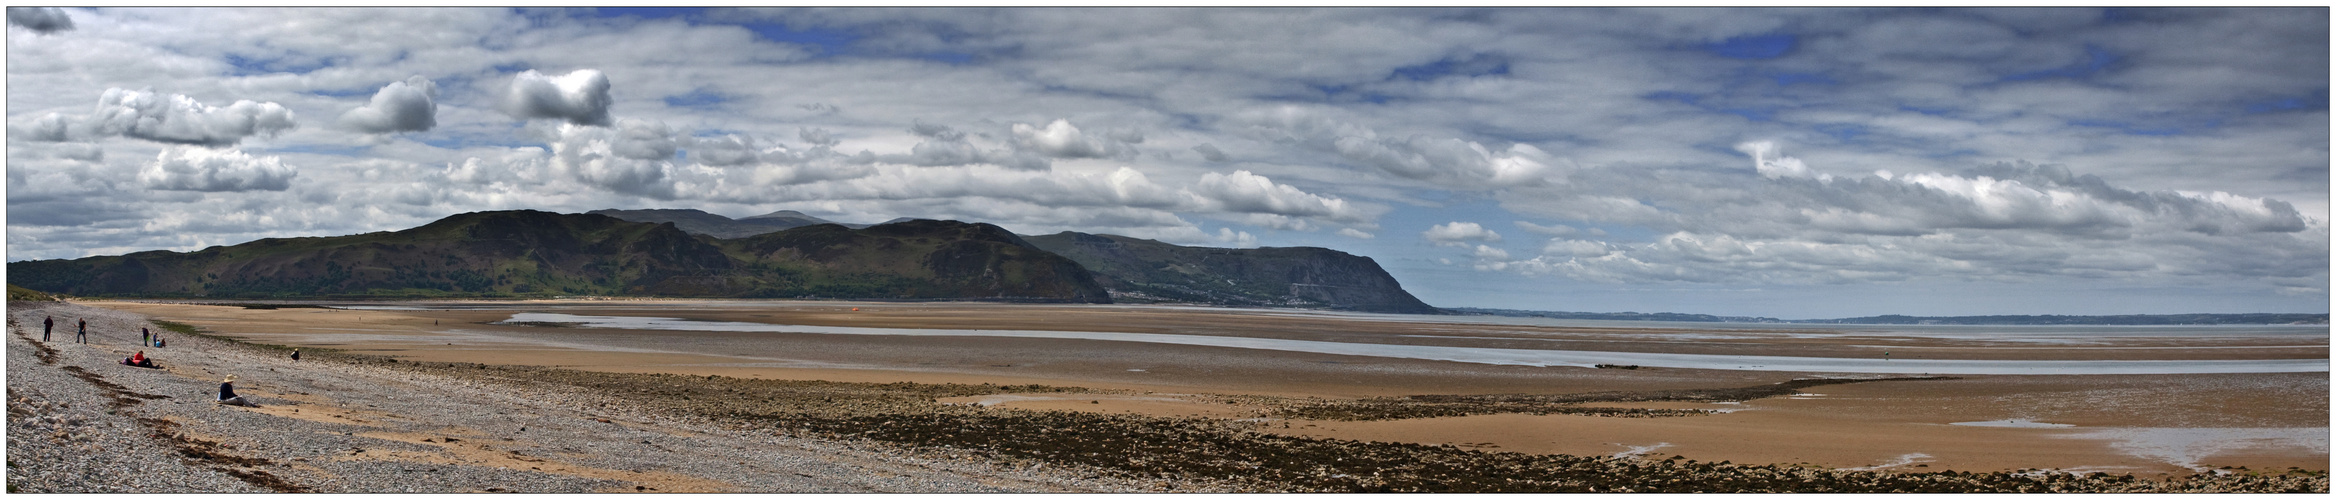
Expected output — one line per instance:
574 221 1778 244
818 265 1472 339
218 375 253 407
75 319 86 344
43 316 52 341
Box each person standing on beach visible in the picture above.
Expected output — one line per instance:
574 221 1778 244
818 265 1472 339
75 319 86 344
42 316 52 341
141 327 150 346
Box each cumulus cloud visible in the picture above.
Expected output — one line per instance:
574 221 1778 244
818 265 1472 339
1011 119 1130 159
8 7 72 33
1735 140 1824 180
339 76 439 134
883 121 1050 170
89 89 296 146
1422 221 1502 246
501 69 613 126
1187 170 1363 222
14 112 73 142
139 147 297 192
1213 227 1259 248
549 122 680 199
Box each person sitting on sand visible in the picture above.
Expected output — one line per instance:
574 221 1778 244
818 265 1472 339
122 351 157 368
290 349 300 361
218 375 253 407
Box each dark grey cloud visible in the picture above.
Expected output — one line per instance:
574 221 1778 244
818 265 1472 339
882 121 1051 170
500 69 613 127
139 147 297 192
339 76 439 134
689 134 760 166
1191 143 1230 162
88 89 297 147
8 7 72 33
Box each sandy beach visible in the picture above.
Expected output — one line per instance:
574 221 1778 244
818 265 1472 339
78 299 2330 477
10 298 2325 492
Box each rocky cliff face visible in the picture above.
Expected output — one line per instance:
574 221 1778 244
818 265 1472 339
1024 232 1439 314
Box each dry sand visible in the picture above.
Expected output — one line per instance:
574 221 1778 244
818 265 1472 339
90 299 2330 476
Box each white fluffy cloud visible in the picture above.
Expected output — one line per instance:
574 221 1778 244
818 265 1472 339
1422 221 1502 247
88 88 296 146
501 69 613 126
1012 119 1126 159
339 76 439 134
548 121 680 199
139 147 297 192
1187 170 1362 222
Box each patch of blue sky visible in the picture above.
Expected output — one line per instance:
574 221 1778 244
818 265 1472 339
1898 104 1956 116
418 135 544 151
592 7 702 21
307 87 373 98
2068 119 2186 136
1389 54 1510 81
1769 71 1836 87
2245 89 2328 114
1719 107 1776 122
664 89 728 108
491 63 530 74
1814 123 1867 142
2000 45 2118 82
223 54 334 76
1704 33 1796 60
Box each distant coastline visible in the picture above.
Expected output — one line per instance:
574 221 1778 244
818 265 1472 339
1447 307 2330 326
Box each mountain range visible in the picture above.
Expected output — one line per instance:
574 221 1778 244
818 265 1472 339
10 208 1433 313
9 210 1108 303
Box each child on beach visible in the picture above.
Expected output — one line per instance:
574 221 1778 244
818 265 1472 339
218 375 253 407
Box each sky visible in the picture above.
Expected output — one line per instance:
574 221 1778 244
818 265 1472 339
4 7 2328 318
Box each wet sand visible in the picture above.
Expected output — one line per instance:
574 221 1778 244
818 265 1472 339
89 300 2330 476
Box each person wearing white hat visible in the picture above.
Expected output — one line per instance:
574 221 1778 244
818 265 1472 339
217 375 253 407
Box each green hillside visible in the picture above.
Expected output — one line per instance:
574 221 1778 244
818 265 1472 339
9 210 1107 302
1024 231 1439 314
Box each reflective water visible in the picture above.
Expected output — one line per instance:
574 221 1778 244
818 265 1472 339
500 313 2329 375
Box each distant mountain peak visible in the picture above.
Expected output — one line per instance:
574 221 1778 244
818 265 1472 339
741 210 836 224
